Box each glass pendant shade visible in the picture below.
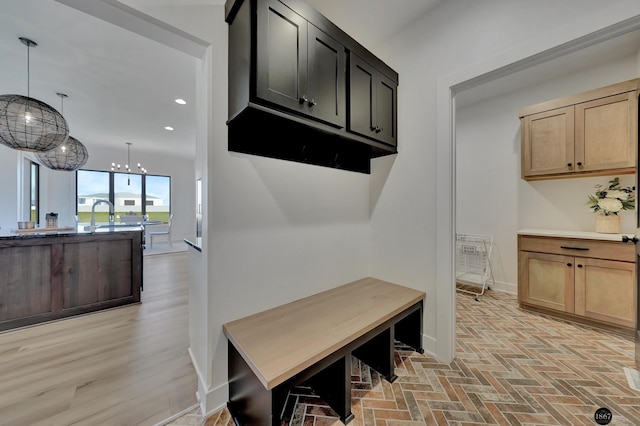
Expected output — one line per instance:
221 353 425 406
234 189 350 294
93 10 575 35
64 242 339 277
0 94 69 152
36 135 88 171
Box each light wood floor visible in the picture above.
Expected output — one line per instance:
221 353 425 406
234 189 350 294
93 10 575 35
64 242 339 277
0 252 197 426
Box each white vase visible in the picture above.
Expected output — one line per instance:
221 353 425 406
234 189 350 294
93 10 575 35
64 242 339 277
595 215 620 234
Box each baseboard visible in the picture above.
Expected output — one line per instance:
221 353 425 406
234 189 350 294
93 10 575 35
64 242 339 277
490 280 516 295
421 333 437 358
624 367 640 391
153 403 200 426
201 382 229 420
188 347 229 419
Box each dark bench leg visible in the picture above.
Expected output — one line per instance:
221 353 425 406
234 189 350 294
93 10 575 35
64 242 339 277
306 355 354 424
228 342 288 426
352 327 397 383
394 303 424 353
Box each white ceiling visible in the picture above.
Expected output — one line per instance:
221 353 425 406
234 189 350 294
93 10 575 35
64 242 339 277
0 0 442 162
2 0 639 164
0 0 197 160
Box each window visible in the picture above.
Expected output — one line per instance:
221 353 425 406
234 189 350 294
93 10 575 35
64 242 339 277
76 170 110 223
30 161 39 224
145 175 171 222
76 170 171 223
115 172 142 216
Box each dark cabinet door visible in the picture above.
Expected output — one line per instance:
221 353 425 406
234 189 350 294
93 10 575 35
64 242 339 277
375 73 397 147
348 52 397 147
348 53 376 139
256 0 308 114
307 24 346 128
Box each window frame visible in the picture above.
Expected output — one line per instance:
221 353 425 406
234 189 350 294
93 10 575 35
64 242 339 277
75 170 171 220
30 161 40 224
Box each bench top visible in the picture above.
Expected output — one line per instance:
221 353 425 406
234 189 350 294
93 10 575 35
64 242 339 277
223 277 425 389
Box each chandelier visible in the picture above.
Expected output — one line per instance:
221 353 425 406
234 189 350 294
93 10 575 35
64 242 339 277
111 142 147 185
0 37 69 152
36 93 89 171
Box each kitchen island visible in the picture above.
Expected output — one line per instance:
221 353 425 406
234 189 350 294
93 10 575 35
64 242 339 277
0 225 143 332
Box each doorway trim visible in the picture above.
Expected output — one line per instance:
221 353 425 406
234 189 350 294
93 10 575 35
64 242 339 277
436 14 640 363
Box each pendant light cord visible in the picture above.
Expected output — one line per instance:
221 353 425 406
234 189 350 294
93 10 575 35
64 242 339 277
26 42 30 98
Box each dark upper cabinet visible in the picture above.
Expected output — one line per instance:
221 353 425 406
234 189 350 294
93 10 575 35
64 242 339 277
307 24 346 128
255 1 308 115
256 1 345 128
349 53 397 147
226 0 398 173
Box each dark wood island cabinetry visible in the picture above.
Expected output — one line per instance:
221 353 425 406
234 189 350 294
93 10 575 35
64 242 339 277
0 229 143 332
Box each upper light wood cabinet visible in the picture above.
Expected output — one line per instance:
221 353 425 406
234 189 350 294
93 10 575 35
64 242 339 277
518 234 636 334
520 79 639 180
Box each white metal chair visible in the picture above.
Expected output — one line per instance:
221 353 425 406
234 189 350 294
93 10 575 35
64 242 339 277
149 214 173 248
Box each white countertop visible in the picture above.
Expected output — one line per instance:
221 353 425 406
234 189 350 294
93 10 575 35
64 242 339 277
518 228 635 242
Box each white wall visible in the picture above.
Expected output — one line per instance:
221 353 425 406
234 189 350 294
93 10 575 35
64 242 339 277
456 54 639 293
369 0 640 357
0 145 19 231
0 144 76 230
108 0 640 415
120 3 372 414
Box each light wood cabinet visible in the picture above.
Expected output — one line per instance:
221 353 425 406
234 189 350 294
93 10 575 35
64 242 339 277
520 79 639 180
518 234 636 333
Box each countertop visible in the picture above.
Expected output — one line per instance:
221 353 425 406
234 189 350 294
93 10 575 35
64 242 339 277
184 237 202 252
0 224 144 240
518 228 635 242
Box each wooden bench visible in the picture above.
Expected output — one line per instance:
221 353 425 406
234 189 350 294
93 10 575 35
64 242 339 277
223 277 425 425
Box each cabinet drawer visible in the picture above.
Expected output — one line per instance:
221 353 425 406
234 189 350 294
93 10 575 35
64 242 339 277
518 235 634 262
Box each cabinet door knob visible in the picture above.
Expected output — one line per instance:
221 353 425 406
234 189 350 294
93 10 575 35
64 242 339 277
567 263 572 267
577 264 583 268
308 99 317 107
577 162 583 167
299 95 308 104
567 163 573 168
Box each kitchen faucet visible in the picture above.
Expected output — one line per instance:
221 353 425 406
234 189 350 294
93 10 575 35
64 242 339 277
88 199 114 231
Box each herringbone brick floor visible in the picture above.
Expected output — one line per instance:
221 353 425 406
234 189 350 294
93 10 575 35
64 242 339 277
167 290 640 426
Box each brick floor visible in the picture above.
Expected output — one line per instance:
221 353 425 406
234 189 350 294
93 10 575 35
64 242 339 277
166 290 640 425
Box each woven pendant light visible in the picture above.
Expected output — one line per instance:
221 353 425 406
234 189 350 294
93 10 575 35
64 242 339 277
36 93 88 171
36 134 88 171
0 37 69 152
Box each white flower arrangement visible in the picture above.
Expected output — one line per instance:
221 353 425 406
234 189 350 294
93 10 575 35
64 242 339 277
587 177 635 216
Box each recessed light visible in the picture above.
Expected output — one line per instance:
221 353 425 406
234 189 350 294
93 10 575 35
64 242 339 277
174 98 186 105
164 126 174 131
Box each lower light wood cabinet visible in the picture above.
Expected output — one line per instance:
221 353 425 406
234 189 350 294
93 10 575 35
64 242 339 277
518 233 636 333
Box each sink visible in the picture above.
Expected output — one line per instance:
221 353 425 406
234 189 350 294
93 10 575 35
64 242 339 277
84 223 141 232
